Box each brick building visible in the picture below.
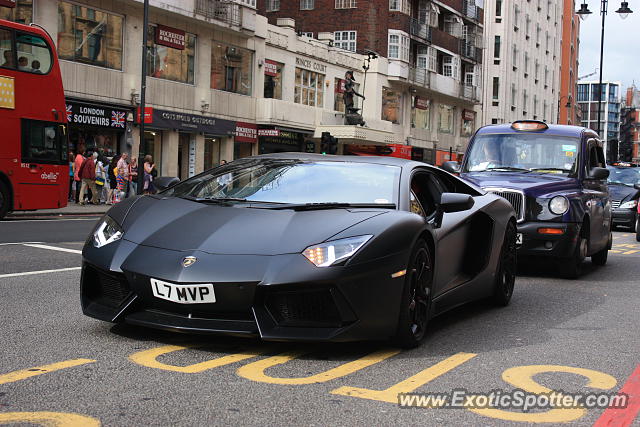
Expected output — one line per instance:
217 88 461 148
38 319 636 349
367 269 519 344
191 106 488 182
621 86 640 162
258 0 485 162
559 0 580 124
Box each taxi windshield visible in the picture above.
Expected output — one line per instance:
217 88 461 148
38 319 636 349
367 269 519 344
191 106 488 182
464 133 580 175
606 166 640 187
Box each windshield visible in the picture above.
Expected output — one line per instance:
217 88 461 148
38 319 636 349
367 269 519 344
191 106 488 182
463 134 580 175
607 167 640 186
162 159 401 205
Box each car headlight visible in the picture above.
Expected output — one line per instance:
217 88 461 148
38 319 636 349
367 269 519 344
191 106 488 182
549 196 569 215
302 235 372 267
92 216 123 248
620 200 638 209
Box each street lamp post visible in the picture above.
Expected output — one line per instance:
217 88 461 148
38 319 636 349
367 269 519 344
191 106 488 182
576 1 632 149
136 0 150 195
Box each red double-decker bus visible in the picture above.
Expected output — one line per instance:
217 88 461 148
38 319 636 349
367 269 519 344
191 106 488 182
0 19 68 219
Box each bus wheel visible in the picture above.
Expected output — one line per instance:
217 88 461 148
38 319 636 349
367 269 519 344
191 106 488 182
0 181 9 220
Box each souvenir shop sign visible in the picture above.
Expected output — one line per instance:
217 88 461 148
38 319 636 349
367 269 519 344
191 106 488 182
66 102 127 129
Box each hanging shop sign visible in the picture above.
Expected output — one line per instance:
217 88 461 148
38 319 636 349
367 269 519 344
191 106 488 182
258 129 280 137
235 122 258 143
414 96 430 110
66 102 128 129
463 109 476 121
335 79 346 93
264 60 279 77
155 25 185 50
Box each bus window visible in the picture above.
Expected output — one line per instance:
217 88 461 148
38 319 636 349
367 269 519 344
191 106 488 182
0 28 14 69
21 120 67 164
16 33 51 74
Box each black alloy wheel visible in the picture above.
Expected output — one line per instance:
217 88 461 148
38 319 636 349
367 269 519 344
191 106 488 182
393 240 433 348
636 215 640 242
492 220 517 306
563 230 588 279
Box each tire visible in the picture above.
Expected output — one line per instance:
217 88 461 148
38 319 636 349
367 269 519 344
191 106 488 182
591 231 611 266
393 239 433 349
491 220 517 306
636 216 640 242
0 180 9 220
562 233 588 279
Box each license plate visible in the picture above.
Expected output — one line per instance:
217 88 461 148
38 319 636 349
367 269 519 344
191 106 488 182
150 278 216 304
516 233 523 245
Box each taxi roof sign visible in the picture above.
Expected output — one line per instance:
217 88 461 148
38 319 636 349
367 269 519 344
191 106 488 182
511 120 549 131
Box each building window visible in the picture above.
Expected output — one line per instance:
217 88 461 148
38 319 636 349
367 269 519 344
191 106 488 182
444 15 462 37
57 2 123 70
334 77 360 112
411 96 430 129
0 0 32 24
523 89 528 113
494 35 501 58
442 55 459 79
263 60 283 99
492 77 500 100
146 25 196 84
295 68 324 107
211 42 253 95
511 83 517 107
389 0 411 14
514 4 520 28
382 87 401 123
525 14 531 37
512 44 518 68
300 0 314 10
334 31 356 52
266 0 280 11
388 31 409 62
524 52 529 75
300 32 314 38
577 84 589 102
534 60 539 81
335 0 357 8
495 0 502 16
438 104 454 133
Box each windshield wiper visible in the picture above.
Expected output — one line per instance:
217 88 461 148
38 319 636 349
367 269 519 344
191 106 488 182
179 196 249 204
528 168 571 173
484 167 531 172
263 202 397 211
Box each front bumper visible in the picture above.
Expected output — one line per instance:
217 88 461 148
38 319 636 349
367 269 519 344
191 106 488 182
612 209 636 228
516 222 581 258
80 240 410 342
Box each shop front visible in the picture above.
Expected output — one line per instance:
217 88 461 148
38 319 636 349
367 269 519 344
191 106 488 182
235 122 258 160
344 143 412 159
258 127 315 155
66 99 131 159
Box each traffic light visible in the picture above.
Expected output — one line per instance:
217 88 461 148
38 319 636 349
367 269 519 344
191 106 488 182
320 132 338 155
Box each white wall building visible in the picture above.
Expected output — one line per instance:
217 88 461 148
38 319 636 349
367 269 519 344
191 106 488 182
481 0 563 125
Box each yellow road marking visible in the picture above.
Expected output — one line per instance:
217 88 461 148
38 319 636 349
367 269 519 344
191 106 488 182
236 349 400 385
0 359 95 385
469 365 617 423
128 345 264 373
331 352 476 404
0 411 100 427
622 250 639 255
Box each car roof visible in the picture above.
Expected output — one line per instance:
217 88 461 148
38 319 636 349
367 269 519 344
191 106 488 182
254 152 431 169
475 123 596 139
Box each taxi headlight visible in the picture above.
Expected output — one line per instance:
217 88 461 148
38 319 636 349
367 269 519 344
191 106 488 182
92 216 123 248
302 235 372 267
549 196 570 215
620 200 638 209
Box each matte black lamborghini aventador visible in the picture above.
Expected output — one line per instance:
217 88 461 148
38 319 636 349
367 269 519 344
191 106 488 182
81 153 517 347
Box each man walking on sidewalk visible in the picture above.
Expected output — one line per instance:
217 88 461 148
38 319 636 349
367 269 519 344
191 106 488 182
117 153 130 196
78 152 99 205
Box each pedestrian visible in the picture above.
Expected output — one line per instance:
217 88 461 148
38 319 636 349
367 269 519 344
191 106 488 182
220 159 227 165
117 152 129 196
73 148 85 203
128 157 138 197
95 154 107 203
67 151 74 202
143 155 156 195
107 154 120 204
78 152 98 205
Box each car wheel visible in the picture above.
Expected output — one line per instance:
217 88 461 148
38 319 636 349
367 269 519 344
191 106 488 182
491 221 517 306
393 239 433 349
0 181 9 220
592 231 610 266
636 216 640 242
563 233 588 279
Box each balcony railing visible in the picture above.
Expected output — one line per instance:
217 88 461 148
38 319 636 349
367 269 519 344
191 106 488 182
432 28 459 54
461 85 480 102
195 0 242 26
410 18 432 42
462 0 479 20
460 39 476 60
408 67 432 89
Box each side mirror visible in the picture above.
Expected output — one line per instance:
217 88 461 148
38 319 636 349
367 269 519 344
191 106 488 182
434 193 475 227
588 167 609 180
154 176 180 192
441 161 461 174
634 183 640 191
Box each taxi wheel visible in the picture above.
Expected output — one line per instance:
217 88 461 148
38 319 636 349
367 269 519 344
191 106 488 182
492 220 517 306
636 216 640 242
0 181 9 220
591 232 609 266
563 236 587 279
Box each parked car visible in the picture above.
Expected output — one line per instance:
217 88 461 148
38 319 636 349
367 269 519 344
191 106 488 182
606 164 640 231
443 121 611 279
81 154 517 348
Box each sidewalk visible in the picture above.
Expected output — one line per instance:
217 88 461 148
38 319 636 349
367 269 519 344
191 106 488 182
8 202 111 217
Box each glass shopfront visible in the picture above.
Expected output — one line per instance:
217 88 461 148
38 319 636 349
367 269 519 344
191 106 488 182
211 41 253 95
382 87 401 124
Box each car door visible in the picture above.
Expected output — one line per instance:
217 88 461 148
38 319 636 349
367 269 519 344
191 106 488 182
583 139 609 252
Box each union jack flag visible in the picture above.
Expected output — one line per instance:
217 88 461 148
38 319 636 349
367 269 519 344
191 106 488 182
66 104 73 122
111 110 125 128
